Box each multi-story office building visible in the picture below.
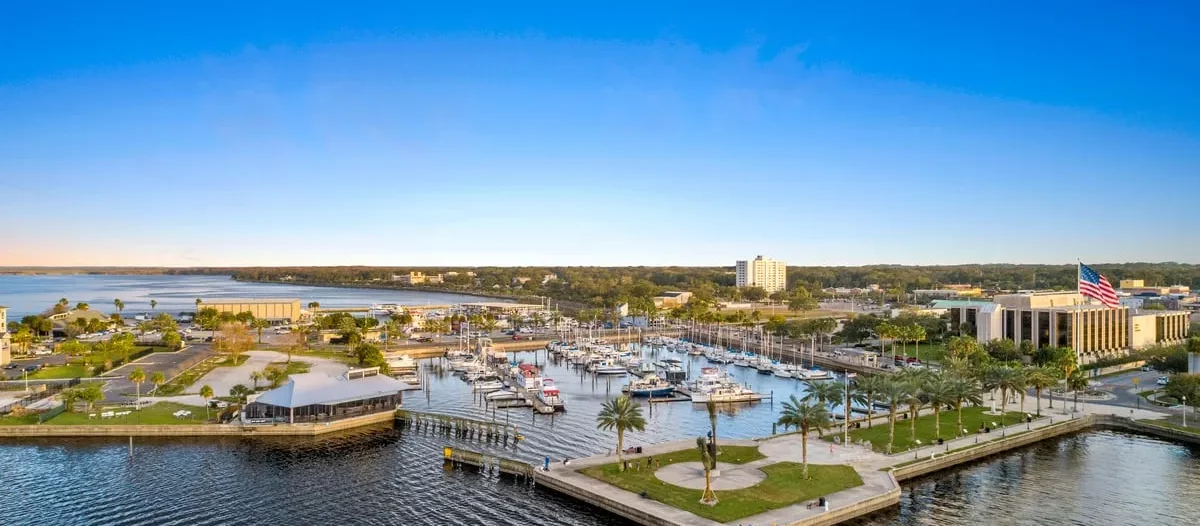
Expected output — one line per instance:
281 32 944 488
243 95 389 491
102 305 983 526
735 255 787 293
200 299 303 323
945 291 1190 364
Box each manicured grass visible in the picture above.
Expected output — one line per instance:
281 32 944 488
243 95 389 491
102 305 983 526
835 406 1030 453
28 364 91 379
46 402 212 425
272 361 312 375
581 447 861 523
1140 418 1200 435
292 349 357 365
0 414 42 425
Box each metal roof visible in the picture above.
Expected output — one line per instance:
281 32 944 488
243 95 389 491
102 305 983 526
252 372 407 409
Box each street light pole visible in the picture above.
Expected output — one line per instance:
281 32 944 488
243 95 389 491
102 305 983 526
1184 397 1188 428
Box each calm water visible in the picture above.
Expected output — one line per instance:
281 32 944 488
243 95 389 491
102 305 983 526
2 275 1198 524
0 274 500 318
3 347 1199 525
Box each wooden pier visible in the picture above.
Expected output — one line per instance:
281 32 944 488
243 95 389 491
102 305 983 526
443 446 535 478
395 410 523 445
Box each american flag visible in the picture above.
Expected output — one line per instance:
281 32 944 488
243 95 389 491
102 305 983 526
1079 262 1119 308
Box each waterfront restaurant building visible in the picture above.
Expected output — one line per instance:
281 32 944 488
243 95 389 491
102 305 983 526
200 298 302 324
244 368 405 424
945 292 1191 364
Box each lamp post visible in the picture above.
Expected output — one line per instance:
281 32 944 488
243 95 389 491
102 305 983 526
992 421 1002 438
1183 397 1188 428
914 439 922 459
1026 414 1032 431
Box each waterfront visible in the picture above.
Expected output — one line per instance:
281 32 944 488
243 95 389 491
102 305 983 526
0 274 500 318
3 344 1200 524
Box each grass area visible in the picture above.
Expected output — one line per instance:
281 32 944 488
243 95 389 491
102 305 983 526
292 349 357 365
722 306 843 321
271 361 311 375
1139 418 1200 435
0 413 42 425
834 406 1030 453
887 430 1034 469
28 364 91 379
581 446 861 523
47 402 211 425
78 345 156 366
153 355 249 396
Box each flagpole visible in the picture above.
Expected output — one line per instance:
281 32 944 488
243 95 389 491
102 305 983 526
1080 259 1089 365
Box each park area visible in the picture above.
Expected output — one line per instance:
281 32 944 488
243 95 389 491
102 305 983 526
28 344 161 379
579 444 863 522
836 406 1029 453
0 401 211 426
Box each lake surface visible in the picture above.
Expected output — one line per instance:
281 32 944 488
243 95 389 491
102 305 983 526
2 346 1199 525
0 274 500 318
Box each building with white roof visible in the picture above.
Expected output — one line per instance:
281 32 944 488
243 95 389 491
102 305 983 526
244 367 407 424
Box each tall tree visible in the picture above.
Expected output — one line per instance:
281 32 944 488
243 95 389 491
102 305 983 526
595 396 647 471
879 378 910 454
113 298 125 316
776 395 831 478
212 322 255 363
200 385 214 419
251 318 271 344
923 375 956 440
150 371 166 394
949 377 982 436
855 375 885 428
128 367 146 403
1026 367 1056 416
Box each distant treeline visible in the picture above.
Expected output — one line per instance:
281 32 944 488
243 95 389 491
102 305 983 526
183 262 1200 307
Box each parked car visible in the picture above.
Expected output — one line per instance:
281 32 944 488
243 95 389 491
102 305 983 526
23 365 40 372
416 337 434 343
32 349 53 356
1141 365 1153 372
3 363 19 370
1157 376 1170 386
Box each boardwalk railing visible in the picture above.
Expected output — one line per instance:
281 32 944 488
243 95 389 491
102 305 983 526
396 409 523 446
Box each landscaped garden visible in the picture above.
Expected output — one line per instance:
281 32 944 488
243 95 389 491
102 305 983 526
579 445 862 522
154 355 249 395
835 406 1029 453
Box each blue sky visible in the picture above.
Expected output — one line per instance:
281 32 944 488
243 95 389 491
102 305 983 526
1 2 1197 267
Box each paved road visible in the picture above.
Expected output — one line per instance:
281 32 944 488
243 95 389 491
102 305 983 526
102 344 214 402
2 355 69 380
1086 368 1173 414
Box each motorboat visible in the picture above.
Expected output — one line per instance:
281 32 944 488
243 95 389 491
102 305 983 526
624 374 675 397
386 353 418 373
536 379 565 411
690 381 763 404
653 359 687 383
514 363 544 391
796 368 832 381
473 380 505 393
773 363 797 378
590 359 627 375
486 389 521 401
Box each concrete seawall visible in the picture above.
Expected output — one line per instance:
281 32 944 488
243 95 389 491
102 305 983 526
0 411 395 438
892 414 1200 482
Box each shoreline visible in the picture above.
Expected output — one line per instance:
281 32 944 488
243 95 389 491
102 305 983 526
228 276 558 306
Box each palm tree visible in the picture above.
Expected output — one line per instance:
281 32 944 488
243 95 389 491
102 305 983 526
1013 367 1031 415
595 396 647 471
1027 367 1057 416
200 385 214 419
903 379 926 447
249 370 263 390
923 375 956 440
1067 372 1089 413
949 377 983 436
251 319 270 344
308 301 320 311
128 367 146 403
150 299 157 312
879 379 910 454
706 399 719 461
696 436 718 505
195 298 202 312
150 371 166 394
776 395 831 478
113 298 125 316
992 366 1020 428
855 375 885 428
802 379 841 409
75 302 90 311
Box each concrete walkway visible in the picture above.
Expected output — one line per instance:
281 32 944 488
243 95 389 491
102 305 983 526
136 350 349 406
655 461 766 490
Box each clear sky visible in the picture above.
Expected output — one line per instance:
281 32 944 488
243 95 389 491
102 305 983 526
2 2 1198 267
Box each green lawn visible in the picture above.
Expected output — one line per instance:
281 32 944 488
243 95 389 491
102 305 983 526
835 406 1030 453
580 446 862 523
0 413 42 425
28 364 92 379
272 361 312 375
1140 418 1200 436
291 349 357 365
47 402 212 425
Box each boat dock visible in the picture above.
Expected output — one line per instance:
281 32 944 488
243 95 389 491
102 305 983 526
395 410 523 445
443 446 536 478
